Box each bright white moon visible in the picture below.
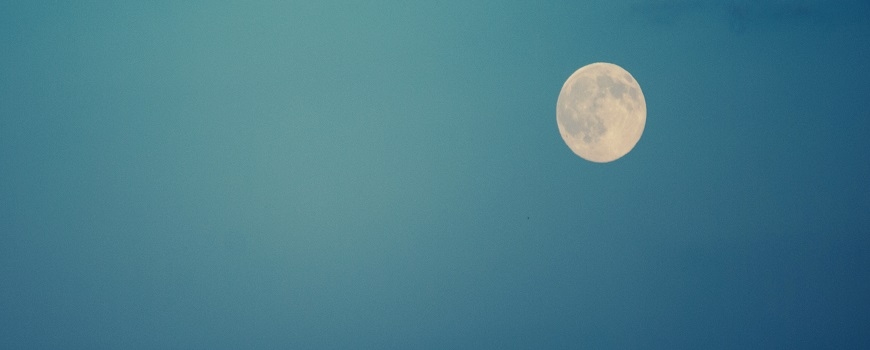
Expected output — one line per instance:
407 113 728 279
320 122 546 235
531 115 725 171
556 62 646 163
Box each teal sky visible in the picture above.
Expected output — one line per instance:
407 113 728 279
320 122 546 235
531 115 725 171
2 1 870 348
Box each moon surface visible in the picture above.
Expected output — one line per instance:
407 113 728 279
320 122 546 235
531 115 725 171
556 62 646 163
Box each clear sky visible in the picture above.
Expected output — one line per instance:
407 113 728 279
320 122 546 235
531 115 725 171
2 1 869 348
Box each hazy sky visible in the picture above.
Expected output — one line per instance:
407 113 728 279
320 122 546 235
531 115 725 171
2 1 869 348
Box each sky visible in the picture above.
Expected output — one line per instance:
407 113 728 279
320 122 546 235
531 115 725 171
2 0 869 348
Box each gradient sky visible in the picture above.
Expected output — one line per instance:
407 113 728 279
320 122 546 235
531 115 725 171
2 1 869 348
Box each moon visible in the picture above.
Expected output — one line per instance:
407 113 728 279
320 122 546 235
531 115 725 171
556 62 646 163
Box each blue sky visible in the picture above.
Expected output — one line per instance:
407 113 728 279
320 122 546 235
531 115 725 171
2 1 869 348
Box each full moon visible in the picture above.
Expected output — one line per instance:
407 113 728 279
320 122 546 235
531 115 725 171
556 62 646 163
